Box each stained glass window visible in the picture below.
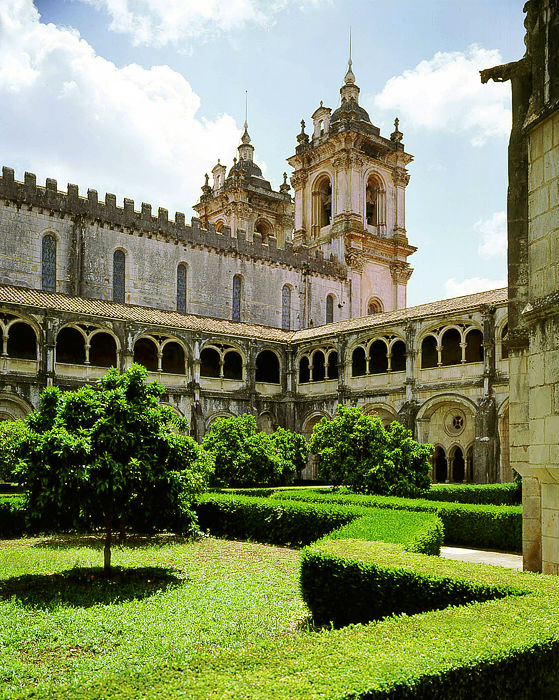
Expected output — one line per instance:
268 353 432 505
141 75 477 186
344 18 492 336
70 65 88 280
177 264 187 313
326 294 334 324
41 235 56 292
113 250 125 303
281 285 291 330
232 275 241 322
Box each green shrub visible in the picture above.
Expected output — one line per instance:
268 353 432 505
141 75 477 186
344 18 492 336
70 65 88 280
301 539 522 627
202 415 298 487
426 482 521 505
0 420 29 482
196 493 443 554
309 406 433 496
0 494 25 537
272 489 522 551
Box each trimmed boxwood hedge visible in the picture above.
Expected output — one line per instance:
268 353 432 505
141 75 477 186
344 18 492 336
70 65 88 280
196 493 443 554
0 494 25 538
271 489 522 551
425 482 521 505
301 539 524 627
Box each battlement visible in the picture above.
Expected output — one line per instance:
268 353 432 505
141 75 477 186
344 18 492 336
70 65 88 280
0 167 346 279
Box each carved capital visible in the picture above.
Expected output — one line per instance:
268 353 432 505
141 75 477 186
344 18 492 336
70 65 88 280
392 168 410 188
345 251 366 272
390 261 413 283
290 172 307 189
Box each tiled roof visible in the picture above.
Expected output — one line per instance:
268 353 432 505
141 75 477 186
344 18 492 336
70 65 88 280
290 288 508 342
0 284 507 344
0 285 290 342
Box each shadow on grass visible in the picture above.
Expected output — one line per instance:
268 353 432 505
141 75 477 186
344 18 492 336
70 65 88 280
0 566 185 608
29 533 189 550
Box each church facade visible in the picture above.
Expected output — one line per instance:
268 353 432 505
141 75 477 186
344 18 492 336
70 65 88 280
0 61 511 484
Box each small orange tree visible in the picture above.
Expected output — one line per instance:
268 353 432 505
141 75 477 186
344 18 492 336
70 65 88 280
17 364 212 573
309 406 433 496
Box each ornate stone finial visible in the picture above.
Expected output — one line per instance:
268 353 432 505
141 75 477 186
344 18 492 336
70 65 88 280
233 156 237 166
279 171 291 194
297 119 309 144
320 100 323 107
201 173 212 197
390 117 403 143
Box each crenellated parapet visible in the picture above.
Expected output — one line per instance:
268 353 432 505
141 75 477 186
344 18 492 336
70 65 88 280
0 166 345 278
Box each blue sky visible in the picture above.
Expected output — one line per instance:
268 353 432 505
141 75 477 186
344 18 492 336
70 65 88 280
1 0 524 306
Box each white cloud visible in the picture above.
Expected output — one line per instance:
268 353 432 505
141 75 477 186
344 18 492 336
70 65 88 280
373 45 511 146
476 211 507 258
0 0 241 217
81 0 327 48
444 277 506 298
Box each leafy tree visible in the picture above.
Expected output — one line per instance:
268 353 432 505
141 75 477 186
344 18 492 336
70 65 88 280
0 420 29 483
203 414 304 487
17 364 213 573
309 406 433 497
270 427 309 482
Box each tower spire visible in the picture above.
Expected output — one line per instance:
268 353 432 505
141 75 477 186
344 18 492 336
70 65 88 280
244 89 248 131
344 27 355 85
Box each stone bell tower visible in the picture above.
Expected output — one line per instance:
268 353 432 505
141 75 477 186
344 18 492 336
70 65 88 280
193 121 293 246
287 56 416 316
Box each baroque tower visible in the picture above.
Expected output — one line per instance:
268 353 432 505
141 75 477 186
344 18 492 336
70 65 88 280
193 121 293 246
287 57 416 316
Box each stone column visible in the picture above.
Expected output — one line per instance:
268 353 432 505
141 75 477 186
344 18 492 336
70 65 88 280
472 397 498 483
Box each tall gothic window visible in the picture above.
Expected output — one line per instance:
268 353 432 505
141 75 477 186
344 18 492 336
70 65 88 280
113 250 125 303
41 235 56 292
326 294 334 324
282 285 291 330
177 263 187 313
232 275 242 322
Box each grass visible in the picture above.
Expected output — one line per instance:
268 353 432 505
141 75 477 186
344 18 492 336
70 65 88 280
0 534 307 698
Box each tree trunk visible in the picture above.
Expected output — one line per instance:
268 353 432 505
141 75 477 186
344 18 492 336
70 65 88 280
104 509 113 575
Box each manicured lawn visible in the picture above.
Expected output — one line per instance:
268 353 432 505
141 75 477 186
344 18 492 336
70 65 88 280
0 535 307 698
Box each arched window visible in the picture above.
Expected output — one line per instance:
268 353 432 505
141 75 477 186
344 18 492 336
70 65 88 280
367 299 382 315
255 350 280 384
434 447 447 483
56 327 85 364
352 346 367 376
365 175 385 229
299 356 310 383
223 351 242 380
255 219 272 243
7 323 37 360
366 178 379 226
216 221 224 233
232 275 242 322
133 337 158 371
162 342 185 374
41 235 56 292
282 285 291 331
177 264 187 314
421 335 438 368
312 351 325 381
441 328 461 366
200 348 220 378
89 332 117 367
369 340 388 374
312 175 332 235
501 323 509 360
326 295 334 324
113 250 126 303
390 340 406 372
327 351 338 380
451 446 465 482
465 329 484 363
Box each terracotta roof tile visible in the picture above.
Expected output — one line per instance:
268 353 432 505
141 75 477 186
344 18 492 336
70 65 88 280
0 285 290 342
0 284 507 345
290 288 508 342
